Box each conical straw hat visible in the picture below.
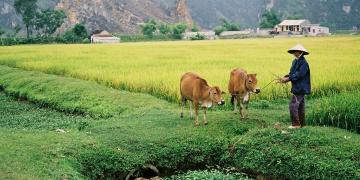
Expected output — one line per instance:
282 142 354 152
288 44 309 55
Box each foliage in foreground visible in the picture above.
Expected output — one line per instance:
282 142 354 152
231 127 360 179
309 91 360 133
166 170 250 180
0 65 170 118
0 67 359 179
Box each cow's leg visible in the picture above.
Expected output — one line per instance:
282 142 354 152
240 101 245 119
180 96 186 118
189 102 194 119
242 93 250 118
194 101 199 126
233 96 238 114
203 107 208 125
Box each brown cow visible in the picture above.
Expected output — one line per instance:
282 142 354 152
228 68 260 118
180 72 225 126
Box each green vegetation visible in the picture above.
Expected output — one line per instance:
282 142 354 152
231 127 360 179
140 20 188 39
63 23 89 43
14 0 38 38
171 23 188 39
117 34 176 43
309 92 360 133
140 19 158 37
167 170 250 180
0 65 359 179
34 9 66 36
259 10 281 29
213 18 241 35
0 65 169 118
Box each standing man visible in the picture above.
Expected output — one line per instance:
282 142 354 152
280 44 311 129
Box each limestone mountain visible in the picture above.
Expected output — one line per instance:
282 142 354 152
1 0 359 35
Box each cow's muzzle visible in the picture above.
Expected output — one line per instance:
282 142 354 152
218 100 225 106
254 88 261 94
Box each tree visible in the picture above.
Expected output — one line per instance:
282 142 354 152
259 10 281 29
172 23 187 39
14 0 38 38
0 27 5 37
213 26 225 36
158 23 171 35
35 9 66 36
14 25 21 36
220 18 240 31
191 23 200 32
140 19 157 37
213 18 240 35
62 23 88 43
73 24 88 38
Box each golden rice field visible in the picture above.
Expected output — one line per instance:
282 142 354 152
0 36 359 102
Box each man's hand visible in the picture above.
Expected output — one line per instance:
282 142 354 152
278 77 290 84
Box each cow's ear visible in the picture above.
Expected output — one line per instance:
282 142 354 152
254 73 257 76
221 91 226 94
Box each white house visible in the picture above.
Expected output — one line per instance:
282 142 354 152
275 19 330 36
303 24 331 36
91 30 120 43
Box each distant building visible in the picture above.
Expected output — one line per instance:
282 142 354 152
91 30 120 43
275 19 331 36
219 30 253 39
183 31 216 40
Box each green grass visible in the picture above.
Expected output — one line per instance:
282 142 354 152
309 91 360 133
1 66 360 179
0 36 359 102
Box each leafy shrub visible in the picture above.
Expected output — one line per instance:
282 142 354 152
190 33 206 40
140 19 157 37
116 34 175 42
77 146 146 179
172 23 187 39
62 23 89 43
308 91 360 133
166 170 250 180
230 128 360 179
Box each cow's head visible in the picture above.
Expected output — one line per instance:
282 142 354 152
246 74 261 94
209 86 225 105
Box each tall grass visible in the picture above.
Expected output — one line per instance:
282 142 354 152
309 91 360 133
0 36 359 102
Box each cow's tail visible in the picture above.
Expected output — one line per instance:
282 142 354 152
230 95 235 105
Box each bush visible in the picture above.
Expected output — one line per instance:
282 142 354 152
62 24 89 44
116 34 175 42
140 19 157 37
308 92 360 133
166 170 250 180
190 33 206 40
214 26 225 36
172 23 187 39
230 127 360 179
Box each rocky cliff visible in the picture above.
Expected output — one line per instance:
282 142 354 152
55 0 190 34
1 0 359 35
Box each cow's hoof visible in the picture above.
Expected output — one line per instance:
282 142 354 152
203 121 208 125
233 111 238 114
180 114 184 118
194 122 200 126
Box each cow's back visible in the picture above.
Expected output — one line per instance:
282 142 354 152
180 72 198 100
228 68 247 95
180 72 207 101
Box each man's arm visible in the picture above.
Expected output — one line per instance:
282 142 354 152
289 62 309 81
